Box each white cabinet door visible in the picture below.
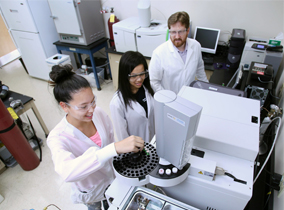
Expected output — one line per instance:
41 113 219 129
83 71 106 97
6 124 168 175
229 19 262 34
11 30 51 80
0 0 37 32
136 33 167 57
48 0 81 35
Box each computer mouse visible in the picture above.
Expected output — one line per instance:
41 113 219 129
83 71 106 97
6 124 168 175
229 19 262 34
216 63 223 68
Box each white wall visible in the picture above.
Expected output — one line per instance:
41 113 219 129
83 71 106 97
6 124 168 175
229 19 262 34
101 0 283 43
102 0 284 209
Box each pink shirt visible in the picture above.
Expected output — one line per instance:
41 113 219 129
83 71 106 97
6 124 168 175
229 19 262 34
90 131 102 147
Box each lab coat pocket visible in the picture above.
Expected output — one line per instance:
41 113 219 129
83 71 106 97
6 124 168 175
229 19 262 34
71 184 102 204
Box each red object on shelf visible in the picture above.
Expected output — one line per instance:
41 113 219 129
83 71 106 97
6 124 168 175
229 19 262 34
0 99 40 171
108 14 119 47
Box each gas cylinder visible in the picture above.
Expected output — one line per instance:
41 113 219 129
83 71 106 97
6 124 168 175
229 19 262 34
108 8 119 47
0 99 40 171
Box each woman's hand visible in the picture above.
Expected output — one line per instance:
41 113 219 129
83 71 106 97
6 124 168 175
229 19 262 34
114 135 144 154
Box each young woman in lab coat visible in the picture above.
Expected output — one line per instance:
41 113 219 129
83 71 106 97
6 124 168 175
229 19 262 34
110 51 155 143
47 64 144 210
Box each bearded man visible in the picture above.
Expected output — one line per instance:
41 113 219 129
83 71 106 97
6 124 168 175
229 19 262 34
149 11 208 94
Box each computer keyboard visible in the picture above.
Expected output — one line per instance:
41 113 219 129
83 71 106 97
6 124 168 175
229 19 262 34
203 57 214 64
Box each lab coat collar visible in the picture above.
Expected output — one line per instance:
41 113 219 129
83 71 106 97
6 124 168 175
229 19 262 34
62 112 104 148
185 38 194 66
129 86 151 118
168 39 192 65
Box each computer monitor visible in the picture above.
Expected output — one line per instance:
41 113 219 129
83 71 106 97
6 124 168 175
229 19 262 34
194 26 220 54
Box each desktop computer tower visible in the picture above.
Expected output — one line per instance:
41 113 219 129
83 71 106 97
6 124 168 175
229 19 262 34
226 29 246 70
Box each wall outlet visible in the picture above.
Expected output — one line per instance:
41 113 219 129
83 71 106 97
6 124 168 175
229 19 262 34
278 173 284 197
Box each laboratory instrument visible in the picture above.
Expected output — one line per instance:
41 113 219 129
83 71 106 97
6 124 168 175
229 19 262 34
137 0 151 28
106 86 260 210
48 0 105 45
191 80 245 97
136 20 168 57
106 180 199 210
112 0 168 56
112 17 141 53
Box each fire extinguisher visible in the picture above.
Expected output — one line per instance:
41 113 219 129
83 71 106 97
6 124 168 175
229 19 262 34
108 7 119 47
0 99 40 171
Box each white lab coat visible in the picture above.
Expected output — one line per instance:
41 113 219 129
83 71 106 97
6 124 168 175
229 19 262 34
109 86 155 143
47 106 116 204
149 38 208 94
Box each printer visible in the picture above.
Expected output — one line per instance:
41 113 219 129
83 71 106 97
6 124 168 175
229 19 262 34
240 40 283 77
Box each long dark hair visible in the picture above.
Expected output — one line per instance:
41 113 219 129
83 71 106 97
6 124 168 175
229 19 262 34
118 51 154 109
49 64 91 103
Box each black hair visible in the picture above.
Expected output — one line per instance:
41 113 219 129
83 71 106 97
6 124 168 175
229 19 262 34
117 51 154 109
49 64 91 103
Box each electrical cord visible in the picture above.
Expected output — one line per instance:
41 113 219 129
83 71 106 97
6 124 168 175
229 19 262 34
152 6 167 20
263 191 272 210
264 181 277 189
254 117 282 184
258 77 274 84
96 62 109 69
224 172 247 184
27 115 42 162
261 106 270 114
215 167 246 184
153 185 167 195
270 91 280 100
265 168 274 175
43 204 61 210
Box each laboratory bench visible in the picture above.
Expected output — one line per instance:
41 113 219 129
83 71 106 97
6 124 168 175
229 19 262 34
2 91 49 137
1 91 48 168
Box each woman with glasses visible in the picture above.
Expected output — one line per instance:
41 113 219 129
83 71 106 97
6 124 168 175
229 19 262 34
47 64 144 210
110 51 155 143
